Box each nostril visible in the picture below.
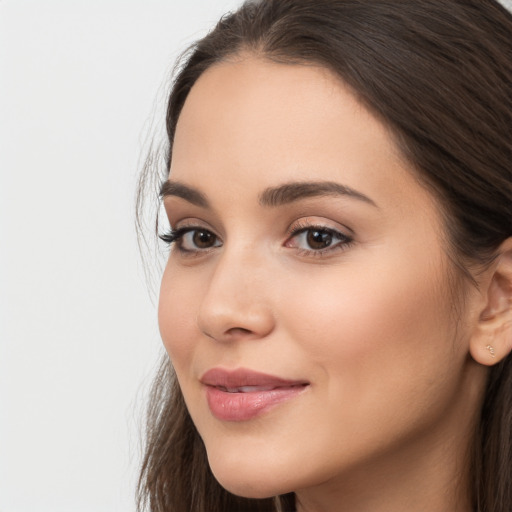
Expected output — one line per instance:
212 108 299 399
226 327 253 336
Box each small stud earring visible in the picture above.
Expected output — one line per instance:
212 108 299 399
486 345 496 358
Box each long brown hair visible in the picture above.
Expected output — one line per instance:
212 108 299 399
137 1 512 511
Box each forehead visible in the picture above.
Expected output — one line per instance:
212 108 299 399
170 56 435 219
173 55 396 166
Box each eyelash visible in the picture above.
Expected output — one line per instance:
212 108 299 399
159 229 188 246
159 223 354 257
159 227 220 255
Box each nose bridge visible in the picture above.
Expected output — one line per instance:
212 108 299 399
197 241 274 341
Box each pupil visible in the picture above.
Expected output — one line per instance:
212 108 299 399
307 230 332 249
193 230 215 248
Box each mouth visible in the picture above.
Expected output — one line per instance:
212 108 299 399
200 367 309 421
215 384 305 393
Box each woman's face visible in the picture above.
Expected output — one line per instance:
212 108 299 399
159 57 484 500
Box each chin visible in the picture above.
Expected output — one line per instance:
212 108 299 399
218 480 279 500
207 453 294 499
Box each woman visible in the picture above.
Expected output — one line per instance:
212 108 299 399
137 1 512 511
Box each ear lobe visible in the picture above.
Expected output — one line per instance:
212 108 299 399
469 238 512 366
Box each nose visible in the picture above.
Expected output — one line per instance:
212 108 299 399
196 247 275 343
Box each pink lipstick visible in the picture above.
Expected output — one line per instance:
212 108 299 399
200 368 309 421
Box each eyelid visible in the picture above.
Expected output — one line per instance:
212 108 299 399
168 218 219 236
286 217 353 238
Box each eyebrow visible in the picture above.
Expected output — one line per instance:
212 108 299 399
160 179 377 209
160 180 209 208
259 181 378 208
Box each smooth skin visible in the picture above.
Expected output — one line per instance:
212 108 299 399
158 56 510 512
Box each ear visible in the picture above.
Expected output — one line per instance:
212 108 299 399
469 238 512 366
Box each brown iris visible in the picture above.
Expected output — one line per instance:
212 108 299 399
306 229 333 249
193 230 217 249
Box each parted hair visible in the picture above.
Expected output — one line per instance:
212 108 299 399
137 1 512 511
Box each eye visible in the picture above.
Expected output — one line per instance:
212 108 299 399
159 227 222 253
181 229 219 250
285 225 353 255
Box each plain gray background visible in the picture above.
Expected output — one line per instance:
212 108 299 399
1 0 511 511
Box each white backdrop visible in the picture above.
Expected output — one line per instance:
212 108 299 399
1 1 511 511
0 1 240 511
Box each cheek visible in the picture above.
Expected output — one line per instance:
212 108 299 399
281 250 460 421
158 264 198 370
286 260 446 346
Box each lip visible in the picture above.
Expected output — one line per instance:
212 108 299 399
200 367 309 421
